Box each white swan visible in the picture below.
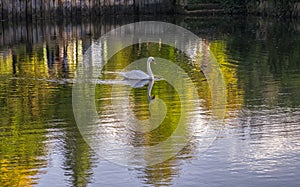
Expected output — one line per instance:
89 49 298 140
120 57 155 80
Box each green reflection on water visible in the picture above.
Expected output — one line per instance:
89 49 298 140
92 43 202 168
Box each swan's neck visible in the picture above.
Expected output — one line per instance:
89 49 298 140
147 61 154 79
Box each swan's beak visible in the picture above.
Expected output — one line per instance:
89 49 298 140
153 60 156 64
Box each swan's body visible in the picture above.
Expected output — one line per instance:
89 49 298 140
120 57 155 80
120 70 150 80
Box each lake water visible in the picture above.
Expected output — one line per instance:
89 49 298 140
0 16 300 186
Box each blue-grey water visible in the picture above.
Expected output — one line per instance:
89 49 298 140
0 16 300 186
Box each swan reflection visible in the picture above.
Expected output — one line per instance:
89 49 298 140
147 78 155 103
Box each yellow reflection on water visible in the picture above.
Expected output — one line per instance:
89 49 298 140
0 50 13 75
210 40 245 115
0 37 85 186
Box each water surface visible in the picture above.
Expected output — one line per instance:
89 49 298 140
0 16 300 186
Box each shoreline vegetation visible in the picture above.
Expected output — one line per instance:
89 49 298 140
0 0 300 22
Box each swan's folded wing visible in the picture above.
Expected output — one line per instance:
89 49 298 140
120 70 149 80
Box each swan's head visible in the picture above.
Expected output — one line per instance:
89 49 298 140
147 57 156 64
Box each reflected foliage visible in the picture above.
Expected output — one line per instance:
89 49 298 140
222 18 300 107
0 26 94 186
